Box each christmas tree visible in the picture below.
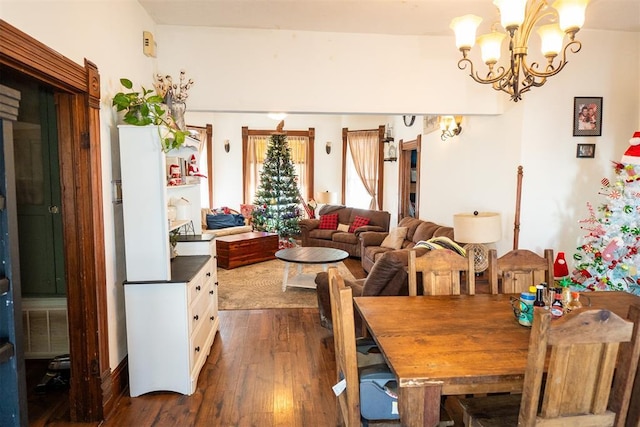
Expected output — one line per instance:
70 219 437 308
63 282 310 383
572 132 640 295
251 123 301 239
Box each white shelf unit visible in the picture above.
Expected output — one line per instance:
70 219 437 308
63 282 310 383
119 125 218 397
119 125 202 281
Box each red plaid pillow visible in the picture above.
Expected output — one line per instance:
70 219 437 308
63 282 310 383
348 216 370 233
318 213 339 230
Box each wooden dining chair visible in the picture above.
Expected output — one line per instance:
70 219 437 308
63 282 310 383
458 304 640 427
328 267 400 426
408 249 475 296
487 248 554 294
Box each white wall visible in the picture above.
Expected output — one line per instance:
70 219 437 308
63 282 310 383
1 0 158 369
2 1 639 371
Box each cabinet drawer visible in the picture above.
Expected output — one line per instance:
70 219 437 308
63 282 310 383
189 287 212 336
188 270 206 304
190 317 211 376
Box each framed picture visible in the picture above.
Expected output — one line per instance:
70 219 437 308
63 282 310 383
577 143 596 158
423 115 439 135
573 97 603 136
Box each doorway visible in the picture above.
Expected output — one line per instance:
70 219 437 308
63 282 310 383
398 134 421 220
0 19 110 424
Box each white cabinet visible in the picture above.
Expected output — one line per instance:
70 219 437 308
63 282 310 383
119 125 218 396
124 256 218 397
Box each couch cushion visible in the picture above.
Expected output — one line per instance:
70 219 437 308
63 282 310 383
381 227 408 249
413 221 445 243
332 232 358 245
362 251 408 297
309 229 339 239
318 213 339 230
349 215 371 233
350 208 390 231
398 217 424 242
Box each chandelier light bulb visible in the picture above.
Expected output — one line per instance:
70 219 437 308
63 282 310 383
537 24 565 57
493 0 527 31
450 14 483 50
478 32 506 65
553 0 589 34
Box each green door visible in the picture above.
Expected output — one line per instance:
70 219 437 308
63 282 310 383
11 80 65 296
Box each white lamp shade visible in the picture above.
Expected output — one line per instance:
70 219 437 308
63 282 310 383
493 0 527 30
316 191 338 204
453 212 502 243
477 31 506 64
450 14 483 50
537 24 565 56
553 0 589 33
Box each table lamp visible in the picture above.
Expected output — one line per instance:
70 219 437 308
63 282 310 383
453 211 502 272
315 191 338 205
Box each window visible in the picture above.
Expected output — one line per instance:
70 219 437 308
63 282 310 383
341 126 385 210
242 126 315 205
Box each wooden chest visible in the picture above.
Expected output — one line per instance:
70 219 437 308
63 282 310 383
215 231 279 269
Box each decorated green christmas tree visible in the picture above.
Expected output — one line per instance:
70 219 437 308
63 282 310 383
251 122 301 240
572 131 640 295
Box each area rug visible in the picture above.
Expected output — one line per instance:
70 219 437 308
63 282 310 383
217 259 355 310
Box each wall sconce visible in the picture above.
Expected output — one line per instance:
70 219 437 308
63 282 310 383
439 115 463 141
326 141 331 154
224 139 230 153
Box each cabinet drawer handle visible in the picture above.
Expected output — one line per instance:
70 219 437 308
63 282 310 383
210 316 215 321
215 281 219 286
209 290 214 295
196 285 201 291
206 272 211 277
195 346 200 352
193 314 199 321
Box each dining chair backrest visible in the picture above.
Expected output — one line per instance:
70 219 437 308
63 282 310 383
517 305 640 427
328 267 362 426
408 249 475 296
487 248 554 294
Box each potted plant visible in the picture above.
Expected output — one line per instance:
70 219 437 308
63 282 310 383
112 78 188 152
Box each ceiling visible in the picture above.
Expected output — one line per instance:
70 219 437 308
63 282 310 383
138 0 640 36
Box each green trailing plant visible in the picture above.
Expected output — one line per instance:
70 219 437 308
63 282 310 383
112 78 188 152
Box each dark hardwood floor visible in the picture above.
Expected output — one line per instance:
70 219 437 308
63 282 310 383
27 256 368 427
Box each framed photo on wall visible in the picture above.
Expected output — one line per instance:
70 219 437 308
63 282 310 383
577 143 596 158
573 97 603 136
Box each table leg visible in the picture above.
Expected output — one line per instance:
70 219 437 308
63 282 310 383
281 262 290 292
398 384 442 427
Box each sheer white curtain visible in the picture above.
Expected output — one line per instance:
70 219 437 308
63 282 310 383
244 134 309 204
346 130 380 210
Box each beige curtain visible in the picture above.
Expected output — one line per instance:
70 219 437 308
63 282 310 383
347 130 380 210
245 134 309 203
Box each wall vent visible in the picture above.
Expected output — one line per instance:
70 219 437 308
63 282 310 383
22 298 69 359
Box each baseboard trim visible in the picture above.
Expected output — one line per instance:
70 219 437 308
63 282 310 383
103 356 128 418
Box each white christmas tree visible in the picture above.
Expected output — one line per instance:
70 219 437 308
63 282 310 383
572 133 640 295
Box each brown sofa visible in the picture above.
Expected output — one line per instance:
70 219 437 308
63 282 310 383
360 216 455 273
315 250 408 333
299 205 390 257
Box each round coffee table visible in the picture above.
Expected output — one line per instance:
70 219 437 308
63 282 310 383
275 247 349 291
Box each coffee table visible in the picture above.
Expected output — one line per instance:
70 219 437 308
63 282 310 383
275 247 349 292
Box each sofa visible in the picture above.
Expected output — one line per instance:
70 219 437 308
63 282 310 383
360 216 456 273
298 205 390 257
315 250 408 333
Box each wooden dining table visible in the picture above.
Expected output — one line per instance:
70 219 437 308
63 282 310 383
354 292 640 427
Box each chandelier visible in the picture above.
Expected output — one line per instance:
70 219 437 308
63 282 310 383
450 0 590 102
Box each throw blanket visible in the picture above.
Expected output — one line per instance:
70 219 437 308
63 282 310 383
318 204 347 215
206 213 246 230
414 236 466 256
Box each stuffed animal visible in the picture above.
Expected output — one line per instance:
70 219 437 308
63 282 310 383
188 154 206 178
